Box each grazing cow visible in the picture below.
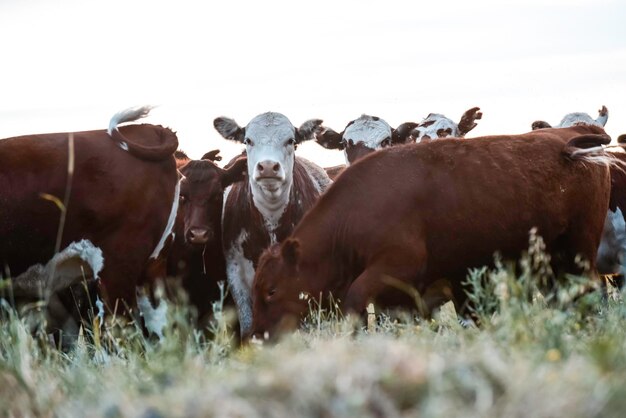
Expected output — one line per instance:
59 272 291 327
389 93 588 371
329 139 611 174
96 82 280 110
166 154 247 320
0 106 180 337
213 112 332 335
409 107 482 142
532 105 608 130
250 125 612 338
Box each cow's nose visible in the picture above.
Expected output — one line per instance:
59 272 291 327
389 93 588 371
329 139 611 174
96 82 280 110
187 227 210 244
257 161 281 177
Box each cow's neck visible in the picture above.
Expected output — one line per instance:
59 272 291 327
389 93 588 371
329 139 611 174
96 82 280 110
250 176 293 234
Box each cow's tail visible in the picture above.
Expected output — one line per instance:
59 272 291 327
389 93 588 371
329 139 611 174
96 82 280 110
107 105 179 161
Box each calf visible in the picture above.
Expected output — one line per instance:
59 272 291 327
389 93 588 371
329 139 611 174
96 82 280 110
213 112 332 335
167 154 247 320
0 106 180 337
251 126 612 338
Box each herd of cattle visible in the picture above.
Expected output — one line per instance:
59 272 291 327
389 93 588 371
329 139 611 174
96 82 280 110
1 104 625 343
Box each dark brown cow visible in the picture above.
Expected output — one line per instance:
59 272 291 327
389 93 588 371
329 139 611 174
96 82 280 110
213 112 332 335
166 155 247 320
0 106 180 338
251 125 613 338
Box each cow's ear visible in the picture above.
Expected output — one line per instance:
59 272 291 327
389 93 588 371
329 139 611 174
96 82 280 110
201 149 222 162
618 134 626 144
315 127 345 150
221 157 247 188
393 122 419 144
214 117 245 142
596 105 609 127
457 107 482 137
532 120 552 130
296 119 324 143
281 238 300 267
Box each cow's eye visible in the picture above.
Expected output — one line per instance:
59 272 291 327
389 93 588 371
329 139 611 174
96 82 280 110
381 137 391 147
286 138 296 146
266 288 276 301
244 138 254 146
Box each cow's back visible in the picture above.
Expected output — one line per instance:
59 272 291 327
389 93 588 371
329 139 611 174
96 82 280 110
314 132 610 283
0 126 178 305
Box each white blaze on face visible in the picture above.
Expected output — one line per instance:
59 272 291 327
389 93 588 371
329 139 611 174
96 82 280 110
244 112 297 223
343 115 393 151
413 113 460 142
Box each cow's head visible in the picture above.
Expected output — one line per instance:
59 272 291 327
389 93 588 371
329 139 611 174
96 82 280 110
315 115 414 165
214 112 322 213
250 238 308 339
178 155 247 246
410 107 482 142
532 105 609 130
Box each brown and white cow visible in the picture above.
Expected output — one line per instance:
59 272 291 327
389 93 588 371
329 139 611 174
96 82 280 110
409 107 482 142
166 154 247 320
213 112 332 335
532 105 608 130
0 106 180 338
315 115 417 167
250 125 613 338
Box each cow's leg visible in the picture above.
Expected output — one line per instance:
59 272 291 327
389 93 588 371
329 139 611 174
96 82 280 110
343 247 426 314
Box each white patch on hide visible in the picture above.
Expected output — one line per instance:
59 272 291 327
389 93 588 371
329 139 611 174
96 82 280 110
150 178 181 259
225 229 256 335
136 291 168 340
597 208 626 275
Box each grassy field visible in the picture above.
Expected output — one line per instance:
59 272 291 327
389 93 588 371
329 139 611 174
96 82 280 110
2 246 626 418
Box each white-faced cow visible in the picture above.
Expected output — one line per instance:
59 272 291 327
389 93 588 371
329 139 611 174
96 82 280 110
213 112 331 335
314 115 417 168
409 107 483 142
532 105 609 130
0 106 180 339
251 125 613 338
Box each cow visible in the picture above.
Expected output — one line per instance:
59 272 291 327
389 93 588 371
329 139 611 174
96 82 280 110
315 109 482 179
409 107 482 142
0 106 180 339
213 112 332 335
250 125 613 338
166 154 247 321
314 115 417 168
531 105 608 130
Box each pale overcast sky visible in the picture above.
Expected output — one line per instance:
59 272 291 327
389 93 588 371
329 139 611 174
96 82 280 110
1 0 625 167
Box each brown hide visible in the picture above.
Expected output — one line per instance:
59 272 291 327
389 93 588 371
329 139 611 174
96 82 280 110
222 158 324 270
251 126 612 337
0 124 179 313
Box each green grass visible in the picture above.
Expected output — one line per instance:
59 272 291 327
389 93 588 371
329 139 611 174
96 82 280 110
2 248 626 418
